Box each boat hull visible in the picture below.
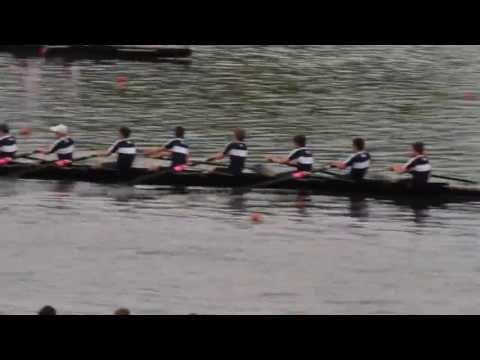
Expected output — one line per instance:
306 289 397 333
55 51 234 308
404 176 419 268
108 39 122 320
1 163 480 201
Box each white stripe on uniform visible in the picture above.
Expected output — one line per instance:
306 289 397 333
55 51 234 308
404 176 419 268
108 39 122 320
297 156 314 165
413 164 432 172
352 160 370 169
228 149 248 157
57 145 74 154
118 147 136 154
1 144 17 152
172 146 189 154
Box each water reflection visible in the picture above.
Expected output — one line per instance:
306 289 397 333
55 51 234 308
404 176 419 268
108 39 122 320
294 190 312 217
227 188 248 214
0 179 18 199
348 195 369 219
50 181 76 195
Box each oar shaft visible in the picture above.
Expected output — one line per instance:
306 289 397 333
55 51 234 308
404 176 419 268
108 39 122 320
431 174 478 184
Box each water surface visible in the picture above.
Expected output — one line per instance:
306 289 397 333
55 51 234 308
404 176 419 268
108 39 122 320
0 45 480 314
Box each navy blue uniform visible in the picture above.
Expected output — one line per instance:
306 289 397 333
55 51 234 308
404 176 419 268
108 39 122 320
288 147 314 171
0 135 17 158
344 151 370 180
108 138 136 171
164 138 189 167
223 141 248 175
405 155 431 185
47 137 75 160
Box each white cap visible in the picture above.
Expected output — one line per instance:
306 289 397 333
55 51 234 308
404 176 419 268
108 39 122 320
49 124 68 134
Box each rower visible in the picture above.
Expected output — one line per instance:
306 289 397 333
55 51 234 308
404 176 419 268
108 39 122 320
143 126 190 170
390 142 431 186
35 124 75 161
206 128 248 175
0 123 17 163
265 135 314 172
98 127 136 172
330 137 370 181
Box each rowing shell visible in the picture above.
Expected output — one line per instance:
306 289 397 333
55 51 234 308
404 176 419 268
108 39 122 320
0 163 480 202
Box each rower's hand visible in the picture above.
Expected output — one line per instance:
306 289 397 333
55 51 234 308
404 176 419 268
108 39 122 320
34 149 47 154
142 149 154 157
264 155 274 163
390 164 403 173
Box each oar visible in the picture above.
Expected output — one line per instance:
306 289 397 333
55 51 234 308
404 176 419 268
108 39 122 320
253 170 302 188
13 151 36 160
189 160 276 177
389 165 479 185
430 174 478 185
253 165 352 188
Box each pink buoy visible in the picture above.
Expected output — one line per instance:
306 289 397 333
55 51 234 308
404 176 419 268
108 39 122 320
116 76 128 90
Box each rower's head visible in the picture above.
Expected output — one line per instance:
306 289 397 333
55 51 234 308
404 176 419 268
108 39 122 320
352 137 365 152
233 128 246 142
38 305 56 315
119 126 131 139
49 124 68 139
411 142 425 156
175 126 185 139
113 307 130 315
293 135 306 148
0 123 9 135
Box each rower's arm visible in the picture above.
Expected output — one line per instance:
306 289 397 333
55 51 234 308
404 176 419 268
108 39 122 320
144 147 170 158
265 155 290 165
390 164 408 174
207 152 225 162
142 147 162 156
35 141 60 155
276 156 299 168
150 148 172 159
330 160 348 170
103 140 121 157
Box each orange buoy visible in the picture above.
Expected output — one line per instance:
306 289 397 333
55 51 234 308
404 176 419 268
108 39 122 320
464 91 476 101
19 127 32 136
250 212 263 223
116 76 128 90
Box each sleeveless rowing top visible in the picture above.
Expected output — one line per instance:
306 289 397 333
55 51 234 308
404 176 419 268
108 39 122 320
223 141 248 175
108 138 136 171
344 151 370 180
405 155 431 185
164 138 189 167
0 135 17 158
48 137 75 160
288 147 314 171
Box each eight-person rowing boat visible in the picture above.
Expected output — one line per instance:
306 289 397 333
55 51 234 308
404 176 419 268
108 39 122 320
0 122 478 201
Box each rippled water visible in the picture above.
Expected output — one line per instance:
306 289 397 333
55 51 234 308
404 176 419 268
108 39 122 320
1 45 480 314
